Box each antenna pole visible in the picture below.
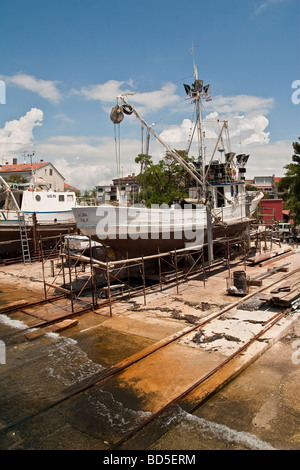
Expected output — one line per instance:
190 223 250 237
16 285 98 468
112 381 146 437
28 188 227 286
192 61 205 188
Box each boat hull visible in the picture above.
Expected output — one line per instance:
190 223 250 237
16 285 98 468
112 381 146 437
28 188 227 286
88 220 249 258
72 204 252 259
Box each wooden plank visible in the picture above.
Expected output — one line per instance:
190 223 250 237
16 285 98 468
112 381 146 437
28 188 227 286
259 250 294 267
271 287 300 306
0 299 28 312
44 282 71 294
247 247 293 265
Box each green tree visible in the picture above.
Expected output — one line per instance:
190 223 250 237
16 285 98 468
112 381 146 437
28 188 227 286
3 174 28 184
278 137 300 224
80 188 97 204
135 153 153 174
135 153 153 200
245 184 258 192
136 150 192 206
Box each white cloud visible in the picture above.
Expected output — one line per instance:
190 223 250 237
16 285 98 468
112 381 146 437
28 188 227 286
53 157 112 191
73 79 181 115
32 131 292 190
159 93 274 159
0 108 43 156
47 90 278 189
159 119 193 143
73 79 134 103
254 0 289 16
211 94 274 116
0 83 285 190
0 73 61 104
36 135 143 190
54 113 74 124
129 82 181 114
245 140 292 177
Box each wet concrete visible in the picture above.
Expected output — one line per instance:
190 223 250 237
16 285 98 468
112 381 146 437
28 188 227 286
0 248 299 450
147 319 300 450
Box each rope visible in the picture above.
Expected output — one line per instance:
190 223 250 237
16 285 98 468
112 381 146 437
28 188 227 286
114 123 121 178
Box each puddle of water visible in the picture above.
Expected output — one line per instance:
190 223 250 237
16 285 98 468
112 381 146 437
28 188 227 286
155 406 276 450
45 333 105 387
0 313 29 330
182 410 276 450
86 387 152 436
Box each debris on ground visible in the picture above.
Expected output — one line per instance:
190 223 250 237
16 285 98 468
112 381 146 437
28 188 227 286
192 330 242 344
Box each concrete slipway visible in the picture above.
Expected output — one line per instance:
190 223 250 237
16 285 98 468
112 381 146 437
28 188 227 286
0 247 299 450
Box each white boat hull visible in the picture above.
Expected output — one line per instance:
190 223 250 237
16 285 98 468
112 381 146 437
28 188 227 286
72 198 259 258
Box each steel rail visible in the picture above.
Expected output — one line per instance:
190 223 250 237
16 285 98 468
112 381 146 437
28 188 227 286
2 263 300 339
0 265 299 438
112 306 291 450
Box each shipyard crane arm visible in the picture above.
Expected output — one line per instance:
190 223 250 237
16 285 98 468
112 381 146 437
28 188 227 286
116 96 234 213
119 96 205 189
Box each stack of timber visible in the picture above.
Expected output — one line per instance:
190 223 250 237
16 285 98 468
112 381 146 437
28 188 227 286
249 263 290 287
263 272 300 307
247 246 294 266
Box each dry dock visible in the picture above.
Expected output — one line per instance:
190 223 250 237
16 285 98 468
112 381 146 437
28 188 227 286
0 244 299 450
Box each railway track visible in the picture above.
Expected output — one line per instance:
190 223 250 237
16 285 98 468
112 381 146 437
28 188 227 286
0 265 299 449
0 294 93 342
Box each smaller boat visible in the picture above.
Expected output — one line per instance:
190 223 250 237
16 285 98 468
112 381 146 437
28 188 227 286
0 175 79 257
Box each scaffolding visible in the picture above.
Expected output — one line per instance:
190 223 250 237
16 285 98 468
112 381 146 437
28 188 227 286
39 228 257 317
39 236 212 316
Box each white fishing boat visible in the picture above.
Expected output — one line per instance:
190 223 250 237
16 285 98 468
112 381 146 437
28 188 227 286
72 65 263 259
0 175 78 257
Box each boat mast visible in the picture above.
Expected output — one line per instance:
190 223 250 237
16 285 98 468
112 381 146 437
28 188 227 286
192 48 205 184
194 67 206 197
115 63 233 207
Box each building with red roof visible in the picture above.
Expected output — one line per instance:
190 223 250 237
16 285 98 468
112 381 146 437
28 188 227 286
0 159 65 191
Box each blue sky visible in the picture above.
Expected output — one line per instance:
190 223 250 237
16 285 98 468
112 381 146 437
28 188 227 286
0 0 299 190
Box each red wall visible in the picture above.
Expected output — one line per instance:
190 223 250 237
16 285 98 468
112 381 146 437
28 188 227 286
259 199 283 224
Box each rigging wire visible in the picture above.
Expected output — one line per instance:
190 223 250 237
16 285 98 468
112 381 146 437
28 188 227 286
151 100 192 126
186 106 196 156
120 75 194 98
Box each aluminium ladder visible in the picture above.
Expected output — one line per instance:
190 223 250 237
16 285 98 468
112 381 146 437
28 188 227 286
18 212 31 263
0 175 31 263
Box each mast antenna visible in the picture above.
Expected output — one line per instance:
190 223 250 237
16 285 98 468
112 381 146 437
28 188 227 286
191 42 198 80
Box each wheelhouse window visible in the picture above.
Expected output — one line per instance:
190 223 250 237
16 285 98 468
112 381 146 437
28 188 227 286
216 186 225 208
59 195 65 202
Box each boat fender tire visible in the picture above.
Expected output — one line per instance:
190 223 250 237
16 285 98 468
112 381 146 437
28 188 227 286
122 104 133 115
